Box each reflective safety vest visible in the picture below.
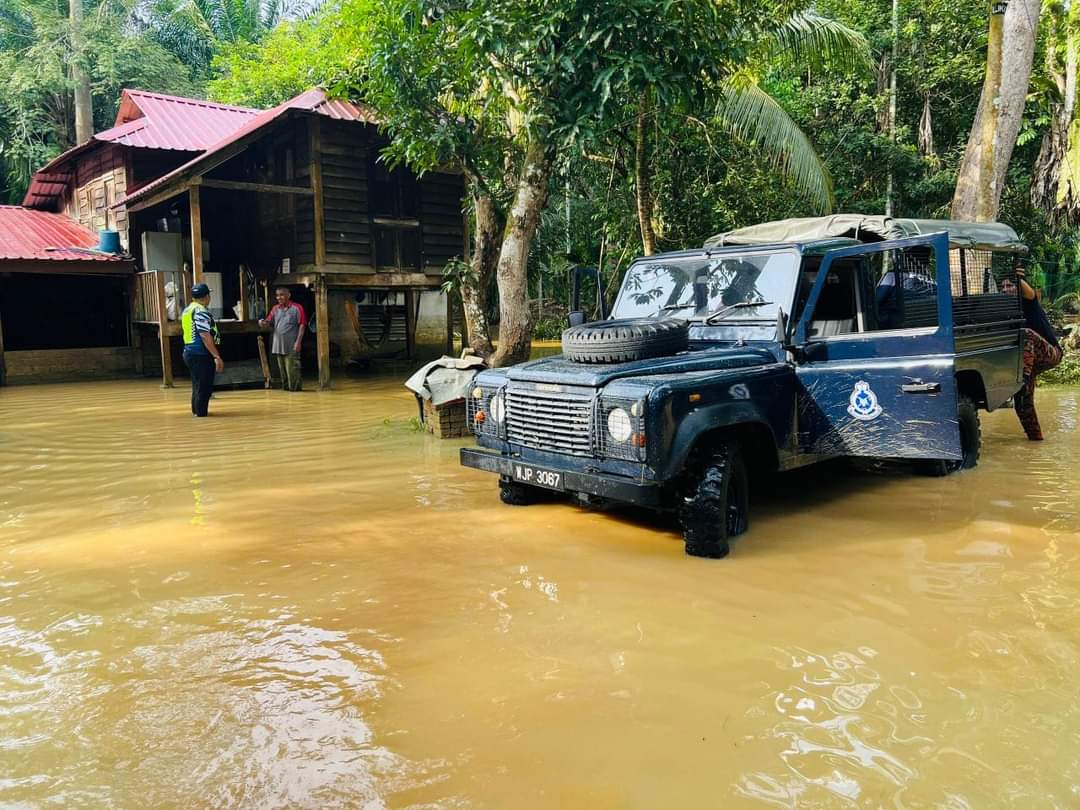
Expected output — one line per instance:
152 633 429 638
181 301 221 348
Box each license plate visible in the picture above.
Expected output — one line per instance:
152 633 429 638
511 463 564 491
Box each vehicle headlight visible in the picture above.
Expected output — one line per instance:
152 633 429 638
606 407 633 442
489 392 505 423
599 398 646 461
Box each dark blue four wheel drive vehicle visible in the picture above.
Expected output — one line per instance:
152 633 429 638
461 215 1027 558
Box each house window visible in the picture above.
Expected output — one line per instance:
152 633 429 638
371 158 421 270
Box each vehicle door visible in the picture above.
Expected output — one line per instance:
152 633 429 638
791 233 962 461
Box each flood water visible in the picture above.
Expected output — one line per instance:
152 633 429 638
1 374 1078 808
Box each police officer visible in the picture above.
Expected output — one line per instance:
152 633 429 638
181 282 223 417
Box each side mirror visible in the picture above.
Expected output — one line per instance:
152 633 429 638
568 310 587 328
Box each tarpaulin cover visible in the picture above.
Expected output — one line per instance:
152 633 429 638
404 355 487 406
705 215 1027 253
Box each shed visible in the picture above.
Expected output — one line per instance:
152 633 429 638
0 206 135 384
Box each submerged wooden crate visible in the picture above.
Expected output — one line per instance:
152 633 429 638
423 397 468 438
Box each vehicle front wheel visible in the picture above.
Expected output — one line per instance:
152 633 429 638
499 478 542 506
679 440 750 559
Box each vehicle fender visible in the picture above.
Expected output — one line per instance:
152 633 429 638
656 401 780 481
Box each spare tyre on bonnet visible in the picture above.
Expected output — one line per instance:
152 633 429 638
561 317 689 363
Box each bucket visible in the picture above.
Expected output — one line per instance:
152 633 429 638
98 229 121 254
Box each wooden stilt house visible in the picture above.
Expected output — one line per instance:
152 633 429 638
5 87 465 387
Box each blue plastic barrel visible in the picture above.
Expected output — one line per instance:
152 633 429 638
98 229 121 254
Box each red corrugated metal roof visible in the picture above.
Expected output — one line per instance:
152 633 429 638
100 90 260 151
121 88 380 209
0 206 129 262
23 87 378 211
23 90 260 209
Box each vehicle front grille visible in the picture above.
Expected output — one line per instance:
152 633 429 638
506 386 595 456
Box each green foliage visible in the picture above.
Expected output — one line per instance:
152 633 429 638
138 0 324 77
532 316 566 341
0 0 200 202
208 6 363 106
350 0 817 176
716 79 834 209
1040 349 1080 385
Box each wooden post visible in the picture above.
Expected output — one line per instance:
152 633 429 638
256 335 271 389
0 298 6 387
129 276 144 375
404 289 417 360
189 185 204 283
316 275 330 390
309 117 326 268
445 291 454 356
238 265 249 320
154 270 174 388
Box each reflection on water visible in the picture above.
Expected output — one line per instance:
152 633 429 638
0 379 1078 808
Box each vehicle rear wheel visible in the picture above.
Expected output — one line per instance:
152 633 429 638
915 395 981 476
679 440 750 559
499 478 542 506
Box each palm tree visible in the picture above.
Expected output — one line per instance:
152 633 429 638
634 11 870 253
134 0 322 75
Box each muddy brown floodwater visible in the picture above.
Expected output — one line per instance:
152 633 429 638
0 376 1078 808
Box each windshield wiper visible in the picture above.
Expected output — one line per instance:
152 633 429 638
702 300 774 324
658 303 694 314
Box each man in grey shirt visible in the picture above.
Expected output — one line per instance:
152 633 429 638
259 287 307 391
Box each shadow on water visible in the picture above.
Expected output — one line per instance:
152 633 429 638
557 452 1046 557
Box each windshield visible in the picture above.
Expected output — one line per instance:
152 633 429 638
611 250 799 322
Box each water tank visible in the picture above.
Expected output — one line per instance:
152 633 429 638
98 229 121 254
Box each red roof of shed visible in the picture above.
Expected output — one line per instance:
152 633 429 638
0 206 128 263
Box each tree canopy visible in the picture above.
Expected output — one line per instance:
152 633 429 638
0 0 1077 327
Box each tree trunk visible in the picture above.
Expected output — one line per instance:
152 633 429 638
952 0 1042 221
69 0 93 144
634 91 657 255
1032 1 1078 226
490 139 553 368
885 0 898 217
460 189 502 359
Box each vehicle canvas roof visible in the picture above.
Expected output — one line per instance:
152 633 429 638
705 214 1027 253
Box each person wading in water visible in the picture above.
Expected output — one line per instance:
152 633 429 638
181 283 223 417
1009 262 1063 440
259 287 306 391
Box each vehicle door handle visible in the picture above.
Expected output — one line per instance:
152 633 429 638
901 382 941 394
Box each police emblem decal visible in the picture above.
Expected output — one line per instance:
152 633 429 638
847 380 883 421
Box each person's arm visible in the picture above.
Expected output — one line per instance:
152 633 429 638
199 331 224 371
259 305 276 328
1015 268 1038 301
293 303 307 353
194 310 224 371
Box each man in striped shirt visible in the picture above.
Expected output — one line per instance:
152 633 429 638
260 287 306 391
